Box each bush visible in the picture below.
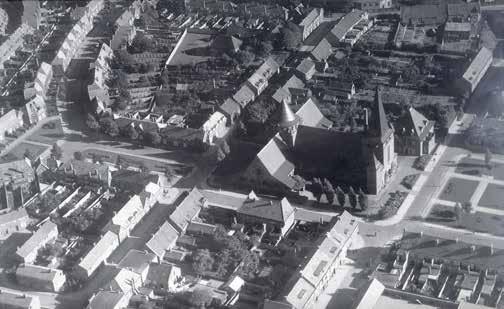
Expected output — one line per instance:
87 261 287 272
413 155 432 171
401 174 420 189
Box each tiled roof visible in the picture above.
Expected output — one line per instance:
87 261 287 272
146 263 180 286
232 85 255 108
310 38 332 61
296 57 316 75
200 190 247 209
353 279 385 309
219 98 241 117
462 47 492 83
238 197 294 224
0 159 34 184
88 291 127 309
110 268 142 294
169 188 205 232
146 221 179 258
16 221 58 260
0 290 39 309
79 231 118 275
295 98 332 129
111 195 143 228
59 159 110 181
330 10 365 41
118 250 156 274
0 208 28 226
395 107 434 140
272 75 305 104
400 4 447 24
16 264 64 283
256 136 296 189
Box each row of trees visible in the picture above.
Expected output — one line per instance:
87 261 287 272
311 178 368 210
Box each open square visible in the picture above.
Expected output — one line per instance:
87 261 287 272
438 177 479 204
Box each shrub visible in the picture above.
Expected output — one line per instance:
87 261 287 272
401 174 420 189
413 155 432 171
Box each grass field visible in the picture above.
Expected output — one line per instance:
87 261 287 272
478 183 504 210
438 177 479 204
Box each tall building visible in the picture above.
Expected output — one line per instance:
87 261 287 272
22 0 41 30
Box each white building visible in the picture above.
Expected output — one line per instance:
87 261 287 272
76 230 119 278
16 264 67 292
0 290 40 309
16 221 58 264
459 47 493 93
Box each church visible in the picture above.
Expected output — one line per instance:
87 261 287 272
242 88 397 195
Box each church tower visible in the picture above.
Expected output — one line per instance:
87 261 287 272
279 99 301 148
364 86 396 194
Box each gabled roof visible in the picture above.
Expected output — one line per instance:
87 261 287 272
295 97 332 129
272 75 305 104
310 38 332 61
219 98 241 116
146 221 179 258
0 208 28 226
330 10 366 41
232 85 255 108
255 136 296 189
353 279 385 309
110 268 142 294
0 290 39 309
238 197 294 224
395 107 434 140
111 195 143 228
16 221 57 260
88 291 127 309
146 263 180 286
169 188 205 232
296 57 316 76
118 250 156 275
16 264 64 283
79 231 118 275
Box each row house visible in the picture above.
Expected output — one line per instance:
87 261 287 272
76 230 119 278
88 43 113 104
326 10 372 47
297 8 324 41
16 221 58 264
0 208 30 238
458 46 492 94
0 23 34 70
16 264 66 292
24 62 53 101
0 290 41 309
52 0 105 74
110 1 140 50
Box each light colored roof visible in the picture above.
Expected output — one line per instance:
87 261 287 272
295 98 332 129
0 290 39 309
354 279 385 309
118 250 156 274
146 221 179 258
87 291 127 309
169 188 205 232
255 136 296 188
220 98 241 116
0 208 29 226
310 38 332 61
458 301 491 309
263 300 293 309
111 195 143 228
79 231 118 275
200 190 247 209
329 211 359 243
16 264 64 283
300 8 321 27
285 276 315 309
110 268 142 294
331 10 366 40
16 221 58 260
203 111 226 131
296 57 316 75
0 159 35 184
396 107 434 140
462 47 492 83
272 75 305 103
225 275 245 292
445 22 471 32
232 85 255 107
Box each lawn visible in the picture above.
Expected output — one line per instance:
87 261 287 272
478 183 504 210
26 119 65 145
0 142 48 163
455 157 492 177
490 163 504 181
438 177 479 204
426 204 504 236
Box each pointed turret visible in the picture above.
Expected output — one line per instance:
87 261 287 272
279 99 301 148
368 86 392 142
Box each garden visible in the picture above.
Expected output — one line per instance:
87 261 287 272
478 183 504 211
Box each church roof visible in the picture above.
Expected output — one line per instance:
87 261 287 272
368 87 393 141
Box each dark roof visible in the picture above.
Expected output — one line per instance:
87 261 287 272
368 87 393 141
111 170 159 192
88 291 126 309
237 197 294 224
400 4 447 24
146 263 178 286
447 2 480 18
118 250 156 274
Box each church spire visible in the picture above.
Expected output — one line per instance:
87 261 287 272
368 86 392 141
279 99 300 148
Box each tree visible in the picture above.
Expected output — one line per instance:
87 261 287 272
336 186 346 207
51 143 63 160
240 252 260 279
485 148 493 169
312 178 323 202
260 41 274 57
323 178 335 205
144 131 161 145
237 50 256 65
124 125 139 140
462 201 473 213
215 249 231 277
281 26 302 50
130 32 154 53
74 151 83 160
99 117 120 137
348 186 357 209
189 288 213 308
85 114 100 131
192 249 214 274
358 188 368 211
